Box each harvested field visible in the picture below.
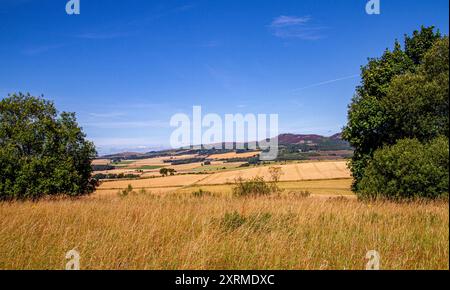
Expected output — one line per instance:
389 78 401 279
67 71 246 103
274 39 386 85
95 161 351 193
97 174 210 191
208 151 260 160
174 179 353 196
92 159 111 166
197 161 350 185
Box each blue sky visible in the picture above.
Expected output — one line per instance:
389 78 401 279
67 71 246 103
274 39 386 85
1 0 449 154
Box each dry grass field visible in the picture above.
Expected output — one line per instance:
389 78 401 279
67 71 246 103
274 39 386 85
0 193 447 270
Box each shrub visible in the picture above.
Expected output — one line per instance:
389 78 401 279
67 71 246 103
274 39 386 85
358 137 449 200
118 184 134 197
268 166 283 193
232 177 272 197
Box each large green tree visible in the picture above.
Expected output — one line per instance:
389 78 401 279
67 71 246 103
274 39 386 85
342 26 447 191
0 93 97 200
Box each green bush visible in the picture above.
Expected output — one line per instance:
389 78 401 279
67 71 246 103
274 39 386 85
358 137 449 200
232 176 272 197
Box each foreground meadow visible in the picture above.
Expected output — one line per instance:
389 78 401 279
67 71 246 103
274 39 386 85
0 192 448 270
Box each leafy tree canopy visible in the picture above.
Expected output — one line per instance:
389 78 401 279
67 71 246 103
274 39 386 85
0 93 97 200
343 26 448 192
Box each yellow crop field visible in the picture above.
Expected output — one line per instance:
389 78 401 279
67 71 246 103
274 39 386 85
173 179 354 197
168 162 205 172
97 174 210 191
95 161 351 194
127 157 167 167
127 154 200 168
92 159 111 166
208 151 260 160
197 161 350 185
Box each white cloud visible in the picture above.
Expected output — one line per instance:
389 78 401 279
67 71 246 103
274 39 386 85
269 15 326 40
270 16 311 28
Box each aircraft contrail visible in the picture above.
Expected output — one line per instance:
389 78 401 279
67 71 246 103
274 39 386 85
290 74 360 92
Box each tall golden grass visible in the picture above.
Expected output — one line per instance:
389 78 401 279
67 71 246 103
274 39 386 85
0 193 448 270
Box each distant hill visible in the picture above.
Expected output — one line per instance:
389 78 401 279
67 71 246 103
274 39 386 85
100 133 352 160
277 133 346 144
330 133 343 140
277 133 350 148
274 133 352 161
102 152 146 159
278 134 327 144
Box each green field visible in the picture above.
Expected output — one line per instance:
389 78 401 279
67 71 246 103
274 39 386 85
135 165 164 170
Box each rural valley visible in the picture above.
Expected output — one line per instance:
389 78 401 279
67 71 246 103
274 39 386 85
0 0 448 274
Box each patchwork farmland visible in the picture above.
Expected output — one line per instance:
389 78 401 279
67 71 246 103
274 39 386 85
93 152 352 197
